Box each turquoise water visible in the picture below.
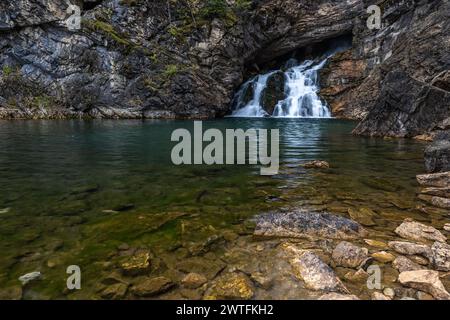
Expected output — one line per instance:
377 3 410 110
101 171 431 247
0 118 433 299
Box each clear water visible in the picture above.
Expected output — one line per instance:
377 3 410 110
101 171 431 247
0 118 440 299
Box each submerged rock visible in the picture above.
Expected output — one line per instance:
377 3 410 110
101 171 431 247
431 242 450 272
120 252 151 276
392 256 425 273
131 276 174 297
348 208 376 227
332 242 370 269
398 270 450 300
254 210 367 241
204 273 254 300
18 271 41 286
100 283 129 300
318 293 359 300
371 251 395 264
388 241 432 259
372 292 391 300
176 257 226 280
394 219 446 243
284 245 349 293
181 273 207 289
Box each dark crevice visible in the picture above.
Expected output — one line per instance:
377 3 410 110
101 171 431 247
83 0 104 11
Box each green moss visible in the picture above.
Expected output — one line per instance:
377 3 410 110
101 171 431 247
2 65 14 77
85 19 132 47
163 64 179 79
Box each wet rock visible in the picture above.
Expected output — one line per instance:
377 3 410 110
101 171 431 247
18 271 41 286
429 196 450 209
383 288 395 299
262 71 286 115
425 140 450 173
416 291 435 300
332 242 369 269
394 219 446 243
285 246 348 293
319 293 359 300
416 172 450 188
372 292 391 300
371 251 395 264
444 224 450 232
398 270 450 300
254 210 367 241
181 273 207 289
120 252 151 276
176 257 226 280
131 276 175 297
392 256 425 273
0 286 22 300
100 283 129 300
364 239 388 250
348 208 376 227
344 269 369 282
420 187 450 198
388 241 432 259
431 242 450 271
303 160 330 169
204 273 254 300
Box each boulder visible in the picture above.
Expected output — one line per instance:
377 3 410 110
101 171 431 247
416 172 450 188
388 241 432 259
204 273 254 300
371 251 395 263
332 242 370 269
285 246 349 293
431 242 450 272
425 140 450 173
254 210 367 241
394 219 446 243
398 270 450 300
392 256 425 273
131 276 175 297
181 273 208 289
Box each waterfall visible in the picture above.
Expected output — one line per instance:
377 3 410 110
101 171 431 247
230 58 331 118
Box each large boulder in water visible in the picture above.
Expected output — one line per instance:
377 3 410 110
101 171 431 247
254 210 368 240
261 71 286 115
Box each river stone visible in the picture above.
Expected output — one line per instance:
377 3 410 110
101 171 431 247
348 208 376 227
398 270 450 300
181 273 207 289
120 252 151 276
344 269 369 282
392 256 425 273
254 210 367 241
131 276 175 297
364 239 388 249
318 293 359 300
303 160 330 169
416 172 450 188
176 257 226 280
100 283 129 300
18 271 41 286
444 224 450 232
285 247 349 293
431 242 450 271
372 292 391 300
430 196 450 209
371 251 396 263
394 219 446 243
204 273 254 300
383 287 396 299
388 241 432 259
332 242 369 269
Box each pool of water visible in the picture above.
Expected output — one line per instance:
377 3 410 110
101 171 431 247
0 118 437 299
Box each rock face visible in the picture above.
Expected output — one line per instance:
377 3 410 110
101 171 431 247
398 270 450 300
332 242 369 268
0 0 448 137
425 139 450 173
394 219 447 244
254 210 368 241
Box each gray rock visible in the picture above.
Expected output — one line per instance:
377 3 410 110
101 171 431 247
392 256 425 273
284 245 349 293
425 140 450 173
417 172 450 188
394 219 446 243
254 210 367 241
398 270 450 300
431 241 450 272
332 241 370 269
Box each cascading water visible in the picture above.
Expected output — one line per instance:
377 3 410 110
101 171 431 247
230 58 331 118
